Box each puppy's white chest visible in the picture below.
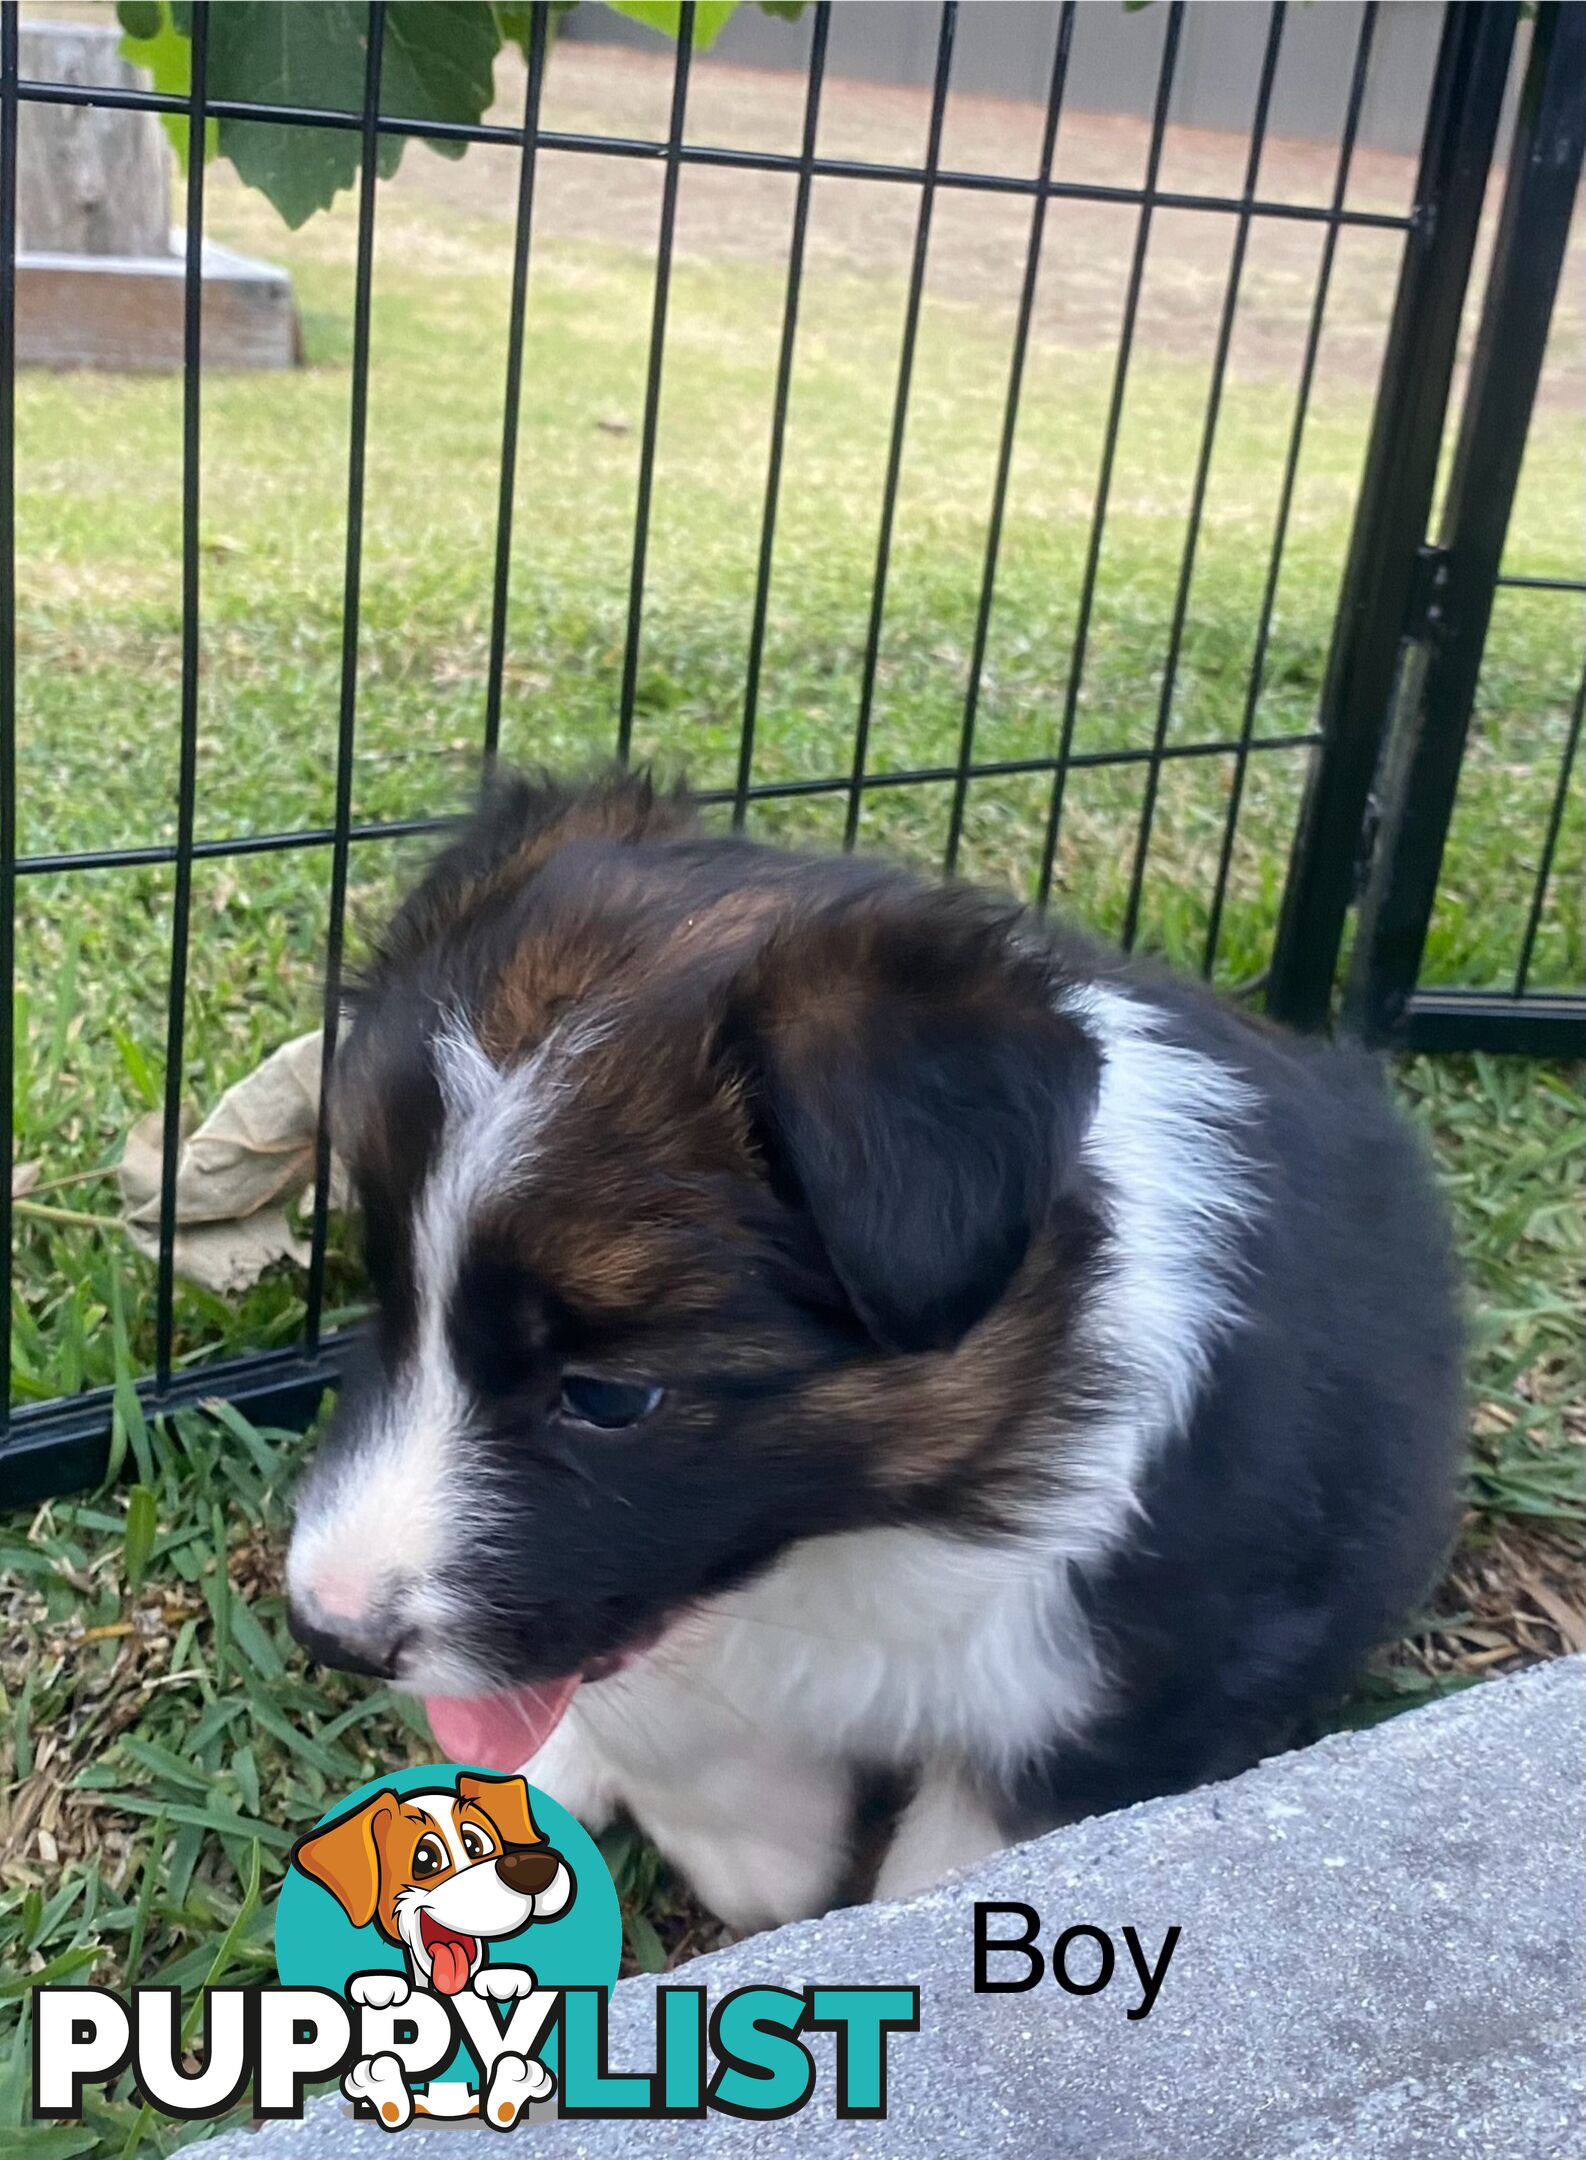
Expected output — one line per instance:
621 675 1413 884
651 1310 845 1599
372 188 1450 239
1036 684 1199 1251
569 1523 1101 1784
526 1526 1101 1933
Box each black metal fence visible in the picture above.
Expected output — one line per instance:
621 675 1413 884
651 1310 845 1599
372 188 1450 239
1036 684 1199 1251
1273 0 1586 1053
1335 0 1586 1054
0 0 1581 1504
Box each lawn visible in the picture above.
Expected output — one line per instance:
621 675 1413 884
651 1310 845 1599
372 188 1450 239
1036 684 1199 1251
1 37 1582 2155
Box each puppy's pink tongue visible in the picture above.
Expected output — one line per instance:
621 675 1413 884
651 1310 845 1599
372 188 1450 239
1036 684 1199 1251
429 1938 473 1996
423 1676 581 1772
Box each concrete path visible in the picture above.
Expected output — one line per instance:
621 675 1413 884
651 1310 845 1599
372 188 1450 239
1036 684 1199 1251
200 1655 1583 2158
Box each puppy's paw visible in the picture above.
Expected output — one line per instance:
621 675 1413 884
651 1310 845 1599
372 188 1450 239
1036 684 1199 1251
343 2052 413 2131
472 1963 537 2002
349 1971 410 2012
483 2051 554 2129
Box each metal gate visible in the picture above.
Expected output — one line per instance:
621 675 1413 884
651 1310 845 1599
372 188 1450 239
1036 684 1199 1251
1269 0 1586 1052
0 1 1581 1506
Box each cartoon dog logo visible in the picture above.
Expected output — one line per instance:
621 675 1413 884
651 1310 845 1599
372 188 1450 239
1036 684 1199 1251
291 1770 573 2129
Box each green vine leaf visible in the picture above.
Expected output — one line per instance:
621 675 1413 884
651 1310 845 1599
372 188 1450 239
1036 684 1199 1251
607 1 739 48
115 0 805 227
115 0 218 167
493 2 580 61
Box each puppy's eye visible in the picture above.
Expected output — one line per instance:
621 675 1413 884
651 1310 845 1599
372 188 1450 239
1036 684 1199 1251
558 1376 664 1430
412 1835 448 1879
459 1823 495 1861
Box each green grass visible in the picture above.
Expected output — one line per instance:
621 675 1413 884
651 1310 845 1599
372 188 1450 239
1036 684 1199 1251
1 132 1582 2158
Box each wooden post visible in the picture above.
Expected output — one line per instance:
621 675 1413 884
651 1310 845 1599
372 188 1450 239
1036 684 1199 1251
14 18 302 372
17 22 172 258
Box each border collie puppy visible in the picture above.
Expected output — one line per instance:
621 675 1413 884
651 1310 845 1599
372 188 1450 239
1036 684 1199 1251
287 771 1461 1930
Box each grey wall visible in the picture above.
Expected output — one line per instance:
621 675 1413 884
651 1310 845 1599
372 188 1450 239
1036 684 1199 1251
563 2 1497 161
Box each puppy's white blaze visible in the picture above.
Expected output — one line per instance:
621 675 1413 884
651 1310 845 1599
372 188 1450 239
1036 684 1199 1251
406 1795 466 1867
431 1015 499 1122
1053 982 1260 1553
288 1020 594 1656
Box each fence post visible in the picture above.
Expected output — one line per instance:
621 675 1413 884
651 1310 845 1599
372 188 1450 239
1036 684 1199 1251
0 6 18 1473
1344 0 1586 1043
1264 0 1517 1031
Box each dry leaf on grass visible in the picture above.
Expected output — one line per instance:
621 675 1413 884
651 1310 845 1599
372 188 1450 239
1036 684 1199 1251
118 1030 347 1296
11 1159 40 1197
1516 1570 1586 1654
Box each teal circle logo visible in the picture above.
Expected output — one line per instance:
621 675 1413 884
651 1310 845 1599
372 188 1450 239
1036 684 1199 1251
275 1763 620 2126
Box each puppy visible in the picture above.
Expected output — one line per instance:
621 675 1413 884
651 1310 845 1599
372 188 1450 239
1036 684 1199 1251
287 771 1461 1932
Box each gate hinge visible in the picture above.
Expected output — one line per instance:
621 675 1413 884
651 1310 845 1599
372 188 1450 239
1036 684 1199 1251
1353 788 1382 901
1406 543 1452 641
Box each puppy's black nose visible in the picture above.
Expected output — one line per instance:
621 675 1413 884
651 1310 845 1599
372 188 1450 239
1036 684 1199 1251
287 1601 413 1682
497 1846 563 1897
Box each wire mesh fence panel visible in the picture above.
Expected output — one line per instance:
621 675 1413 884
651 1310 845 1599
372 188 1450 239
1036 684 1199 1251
0 0 1579 1500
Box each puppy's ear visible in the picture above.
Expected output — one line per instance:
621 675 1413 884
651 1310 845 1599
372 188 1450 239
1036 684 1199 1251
720 889 1100 1354
291 1792 396 1930
456 1772 546 1849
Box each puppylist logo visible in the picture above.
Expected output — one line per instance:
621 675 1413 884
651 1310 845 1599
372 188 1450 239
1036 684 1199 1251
32 1764 920 2131
278 1766 599 2128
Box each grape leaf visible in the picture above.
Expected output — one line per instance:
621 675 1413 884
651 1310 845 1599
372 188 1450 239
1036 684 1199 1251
125 1 502 228
117 0 807 228
115 0 218 167
607 1 741 51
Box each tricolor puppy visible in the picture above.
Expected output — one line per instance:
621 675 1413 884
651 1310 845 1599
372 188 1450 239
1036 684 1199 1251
287 772 1460 1932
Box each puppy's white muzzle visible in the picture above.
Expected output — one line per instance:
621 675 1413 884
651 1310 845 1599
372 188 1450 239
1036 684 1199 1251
423 1857 569 1939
